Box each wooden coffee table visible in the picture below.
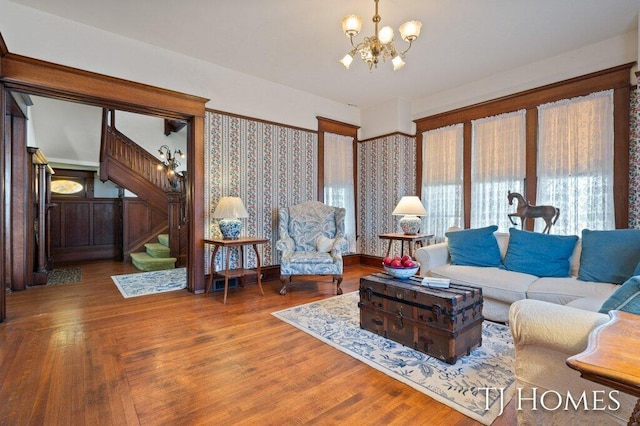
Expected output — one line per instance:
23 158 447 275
566 310 640 425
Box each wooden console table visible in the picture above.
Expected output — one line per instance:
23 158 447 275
204 237 268 304
566 310 640 425
378 232 434 258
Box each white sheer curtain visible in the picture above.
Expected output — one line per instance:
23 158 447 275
471 110 526 231
421 124 464 241
324 132 357 253
537 90 614 235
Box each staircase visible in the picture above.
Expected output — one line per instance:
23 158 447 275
130 234 177 271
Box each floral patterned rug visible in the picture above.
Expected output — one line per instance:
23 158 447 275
111 268 187 298
272 291 515 425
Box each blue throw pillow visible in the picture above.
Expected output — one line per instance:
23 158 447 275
599 275 640 315
578 229 640 284
501 228 578 277
446 225 501 267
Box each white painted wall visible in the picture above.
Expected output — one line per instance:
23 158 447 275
356 32 637 139
411 31 638 120
0 0 360 132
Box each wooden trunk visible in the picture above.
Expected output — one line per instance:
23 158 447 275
358 273 484 364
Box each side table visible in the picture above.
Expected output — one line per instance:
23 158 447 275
204 237 268 304
378 232 434 258
566 310 640 425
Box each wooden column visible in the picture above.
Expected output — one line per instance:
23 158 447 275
166 190 183 262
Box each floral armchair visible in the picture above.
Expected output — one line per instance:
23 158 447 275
276 201 348 295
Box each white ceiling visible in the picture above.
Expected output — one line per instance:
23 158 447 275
7 0 640 108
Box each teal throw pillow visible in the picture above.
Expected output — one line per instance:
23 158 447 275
599 275 640 315
446 225 501 267
578 229 640 284
501 228 578 277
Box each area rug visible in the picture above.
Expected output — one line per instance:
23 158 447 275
111 268 187 298
272 291 515 425
47 267 82 285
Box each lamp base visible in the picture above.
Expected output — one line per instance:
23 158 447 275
219 218 242 240
400 215 421 235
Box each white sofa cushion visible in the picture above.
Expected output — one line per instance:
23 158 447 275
430 264 538 303
527 276 618 305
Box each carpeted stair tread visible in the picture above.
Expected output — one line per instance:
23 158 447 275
131 252 176 272
158 234 169 247
144 243 171 258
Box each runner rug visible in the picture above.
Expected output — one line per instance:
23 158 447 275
272 291 515 425
111 268 187 298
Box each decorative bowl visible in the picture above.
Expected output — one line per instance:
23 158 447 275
383 262 420 279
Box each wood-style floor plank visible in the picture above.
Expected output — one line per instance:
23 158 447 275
0 260 516 425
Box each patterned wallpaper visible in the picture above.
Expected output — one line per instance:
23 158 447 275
357 134 417 257
629 87 640 229
203 88 640 273
204 111 318 273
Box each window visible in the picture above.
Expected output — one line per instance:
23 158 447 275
536 90 615 235
421 124 464 240
471 110 526 231
324 132 356 253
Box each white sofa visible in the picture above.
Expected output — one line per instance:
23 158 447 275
509 299 637 425
415 232 619 323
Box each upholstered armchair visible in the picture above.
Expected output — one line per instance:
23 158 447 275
276 201 348 295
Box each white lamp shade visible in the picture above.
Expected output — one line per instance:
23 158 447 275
399 20 422 41
342 15 362 36
378 26 394 44
340 53 354 69
392 196 427 216
392 55 405 71
212 196 249 219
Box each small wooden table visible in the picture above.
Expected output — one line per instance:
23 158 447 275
378 232 434 258
204 237 268 304
566 310 640 425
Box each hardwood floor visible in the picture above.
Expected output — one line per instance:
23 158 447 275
0 261 516 425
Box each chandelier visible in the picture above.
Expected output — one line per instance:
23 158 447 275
340 0 422 71
157 145 185 191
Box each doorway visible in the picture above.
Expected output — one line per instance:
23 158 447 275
0 36 208 321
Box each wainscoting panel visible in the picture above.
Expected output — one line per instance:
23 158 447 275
204 111 318 273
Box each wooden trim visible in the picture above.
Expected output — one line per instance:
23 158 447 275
189 115 206 293
524 108 538 231
0 32 7 57
359 131 414 143
316 116 360 224
207 108 318 134
0 84 5 321
613 85 630 228
2 53 208 119
463 122 472 229
415 64 634 132
316 116 359 136
0 35 208 294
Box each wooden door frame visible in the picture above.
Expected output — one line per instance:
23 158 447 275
0 33 209 305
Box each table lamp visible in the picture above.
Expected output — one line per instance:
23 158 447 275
212 196 249 240
392 196 427 235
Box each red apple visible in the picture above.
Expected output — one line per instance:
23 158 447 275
402 255 412 263
390 259 402 268
403 260 416 268
383 257 393 266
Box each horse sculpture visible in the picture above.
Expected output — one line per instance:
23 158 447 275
507 191 560 234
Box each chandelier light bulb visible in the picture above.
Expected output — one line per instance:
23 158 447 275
399 20 422 42
340 53 354 69
392 55 405 71
378 26 394 44
342 15 362 37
